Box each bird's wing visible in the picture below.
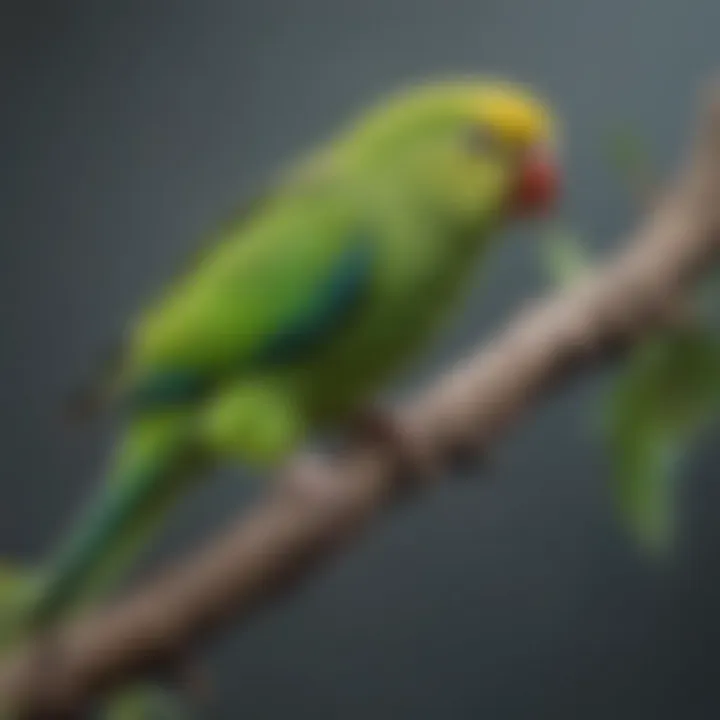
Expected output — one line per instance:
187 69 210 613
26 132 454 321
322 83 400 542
125 190 377 410
63 188 273 421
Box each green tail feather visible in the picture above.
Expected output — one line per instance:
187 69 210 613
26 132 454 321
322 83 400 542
0 413 203 717
0 413 204 647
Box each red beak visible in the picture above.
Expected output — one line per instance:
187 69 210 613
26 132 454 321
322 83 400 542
510 146 560 216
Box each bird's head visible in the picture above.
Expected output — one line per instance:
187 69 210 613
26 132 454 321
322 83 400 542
341 79 561 227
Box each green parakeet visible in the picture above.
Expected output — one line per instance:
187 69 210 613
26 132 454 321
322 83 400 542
0 79 560 670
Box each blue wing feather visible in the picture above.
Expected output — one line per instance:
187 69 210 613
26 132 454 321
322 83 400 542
254 236 374 365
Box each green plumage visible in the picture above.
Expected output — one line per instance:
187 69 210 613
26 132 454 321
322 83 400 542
0 81 554 717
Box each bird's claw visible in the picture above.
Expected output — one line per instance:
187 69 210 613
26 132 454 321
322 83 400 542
350 406 441 492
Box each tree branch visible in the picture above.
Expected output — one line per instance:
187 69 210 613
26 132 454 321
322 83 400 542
3 83 720 719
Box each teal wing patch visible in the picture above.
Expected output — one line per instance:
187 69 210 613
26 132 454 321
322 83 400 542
254 236 373 365
127 369 208 410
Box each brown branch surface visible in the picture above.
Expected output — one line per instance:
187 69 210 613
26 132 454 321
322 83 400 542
3 85 720 719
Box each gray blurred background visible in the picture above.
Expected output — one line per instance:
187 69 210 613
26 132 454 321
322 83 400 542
1 1 719 718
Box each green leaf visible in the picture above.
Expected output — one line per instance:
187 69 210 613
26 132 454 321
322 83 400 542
540 223 594 288
605 326 720 557
0 563 41 654
103 685 191 720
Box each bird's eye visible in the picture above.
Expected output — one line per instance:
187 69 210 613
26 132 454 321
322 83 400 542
464 125 498 156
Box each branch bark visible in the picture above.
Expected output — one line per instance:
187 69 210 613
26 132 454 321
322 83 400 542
3 84 720 719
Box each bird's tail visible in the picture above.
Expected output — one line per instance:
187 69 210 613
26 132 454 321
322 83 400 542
0 412 204 652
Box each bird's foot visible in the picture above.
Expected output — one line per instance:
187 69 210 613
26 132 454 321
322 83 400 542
349 405 442 494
